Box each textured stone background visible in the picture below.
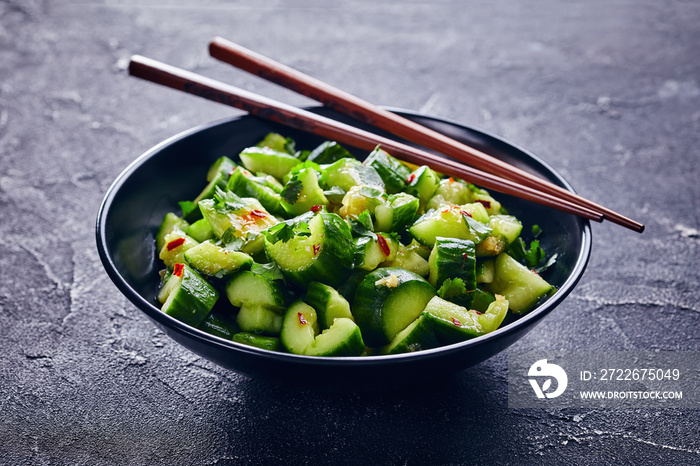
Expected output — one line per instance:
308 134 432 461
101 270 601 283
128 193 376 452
1 0 698 464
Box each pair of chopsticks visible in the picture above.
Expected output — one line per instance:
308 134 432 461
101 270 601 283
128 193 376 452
128 37 644 232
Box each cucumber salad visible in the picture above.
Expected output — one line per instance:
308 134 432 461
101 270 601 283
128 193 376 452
155 132 556 356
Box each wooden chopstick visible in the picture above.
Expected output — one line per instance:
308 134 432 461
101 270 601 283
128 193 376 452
128 55 603 222
208 37 644 233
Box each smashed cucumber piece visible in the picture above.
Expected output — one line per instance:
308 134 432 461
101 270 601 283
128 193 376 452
280 301 364 356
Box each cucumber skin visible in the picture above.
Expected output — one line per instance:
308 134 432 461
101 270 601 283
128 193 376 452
156 213 189 253
406 165 440 212
428 237 477 308
239 146 301 181
486 253 554 314
198 311 239 339
280 168 329 216
184 241 253 278
236 305 283 335
320 158 384 192
409 205 491 249
352 267 436 347
305 318 365 357
382 312 439 355
227 168 284 216
232 332 280 351
265 212 354 289
364 147 412 194
225 270 286 310
305 281 354 329
374 193 420 233
280 301 320 354
162 265 219 327
424 295 509 344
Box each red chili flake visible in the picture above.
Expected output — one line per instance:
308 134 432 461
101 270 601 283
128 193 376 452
250 209 267 218
229 167 238 176
173 263 185 278
377 234 391 256
310 205 322 213
474 311 483 315
448 177 455 183
462 253 471 261
313 243 321 255
451 317 461 326
298 312 308 325
475 199 491 209
460 210 472 218
166 237 186 251
406 173 416 184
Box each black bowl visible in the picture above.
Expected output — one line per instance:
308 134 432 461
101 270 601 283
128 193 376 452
96 108 591 390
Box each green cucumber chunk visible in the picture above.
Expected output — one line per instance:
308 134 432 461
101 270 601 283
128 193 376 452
486 253 554 314
225 270 286 311
381 242 430 277
475 215 524 257
256 132 296 155
192 171 229 207
382 312 439 355
239 146 301 181
409 204 491 249
353 234 399 271
281 301 320 354
264 211 354 288
352 267 436 347
159 264 219 327
472 288 497 313
156 213 189 253
280 167 329 216
338 185 385 219
185 218 214 243
198 310 239 339
305 281 354 329
232 332 280 351
236 305 283 335
428 237 477 308
320 158 384 192
426 178 472 210
198 191 278 254
226 167 284 216
206 156 237 182
305 317 365 357
307 141 353 164
374 193 420 232
405 165 440 212
281 302 364 356
184 240 253 278
158 231 199 269
423 294 509 344
476 258 496 284
363 146 412 194
489 215 523 244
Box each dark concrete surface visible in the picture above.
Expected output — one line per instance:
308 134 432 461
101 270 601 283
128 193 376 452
1 0 698 464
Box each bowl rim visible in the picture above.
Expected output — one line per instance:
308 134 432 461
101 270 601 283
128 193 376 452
95 107 592 367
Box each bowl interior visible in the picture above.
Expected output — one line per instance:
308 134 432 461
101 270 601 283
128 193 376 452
96 108 591 389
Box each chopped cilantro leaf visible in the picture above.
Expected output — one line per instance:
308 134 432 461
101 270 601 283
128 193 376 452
358 186 387 200
437 278 468 300
281 177 303 205
250 262 286 283
263 222 295 244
